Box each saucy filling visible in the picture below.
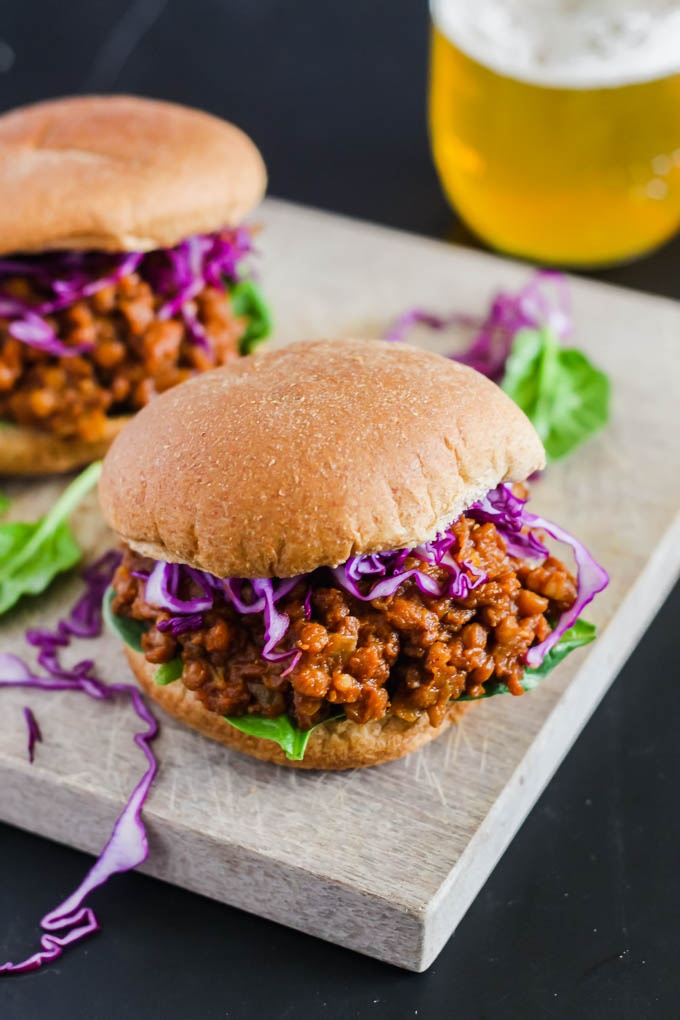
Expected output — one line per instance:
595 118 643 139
110 513 577 730
0 273 245 440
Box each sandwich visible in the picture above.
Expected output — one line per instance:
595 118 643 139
99 339 608 769
0 94 270 475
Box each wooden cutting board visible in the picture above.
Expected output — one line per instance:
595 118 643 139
1 199 679 972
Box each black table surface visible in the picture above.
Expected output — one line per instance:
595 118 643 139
1 3 678 1017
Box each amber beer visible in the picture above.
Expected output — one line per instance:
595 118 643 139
429 0 680 265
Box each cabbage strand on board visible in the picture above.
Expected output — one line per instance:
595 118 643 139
384 270 571 381
384 272 609 463
22 706 42 764
0 551 158 975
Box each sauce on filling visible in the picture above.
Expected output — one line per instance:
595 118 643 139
0 273 245 440
111 513 577 730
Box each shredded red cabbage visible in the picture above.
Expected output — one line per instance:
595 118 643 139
142 569 305 669
157 613 203 636
468 485 549 561
519 510 609 666
469 485 608 660
0 551 158 975
137 482 606 673
384 270 571 382
331 544 485 602
22 706 41 764
145 560 213 614
136 556 483 666
0 228 253 359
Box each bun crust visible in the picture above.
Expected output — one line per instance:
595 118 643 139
127 646 470 770
0 416 129 476
0 95 266 255
100 339 545 577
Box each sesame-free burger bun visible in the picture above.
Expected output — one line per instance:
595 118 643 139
126 645 470 770
100 338 546 577
0 95 266 255
0 416 130 476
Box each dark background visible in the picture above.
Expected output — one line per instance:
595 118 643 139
1 2 679 1018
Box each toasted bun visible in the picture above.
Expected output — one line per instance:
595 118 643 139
126 646 470 770
0 95 266 255
100 339 545 577
0 416 130 476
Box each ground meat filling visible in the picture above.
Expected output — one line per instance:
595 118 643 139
111 514 578 731
0 273 246 439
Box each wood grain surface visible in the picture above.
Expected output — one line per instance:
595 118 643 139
1 199 678 971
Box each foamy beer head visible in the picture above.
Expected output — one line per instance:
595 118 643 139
428 0 680 265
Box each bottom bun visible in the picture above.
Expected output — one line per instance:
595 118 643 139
126 646 472 770
0 417 130 475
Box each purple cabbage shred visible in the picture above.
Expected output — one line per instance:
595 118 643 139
157 613 203 636
384 270 571 381
0 550 158 975
0 228 252 358
469 484 608 660
23 706 42 764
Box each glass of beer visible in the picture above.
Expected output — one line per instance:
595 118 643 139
429 0 680 266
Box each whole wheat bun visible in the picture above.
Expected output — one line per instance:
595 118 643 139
0 95 266 255
100 338 545 577
126 646 470 770
0 416 130 476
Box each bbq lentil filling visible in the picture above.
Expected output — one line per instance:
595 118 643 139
0 273 246 440
111 513 578 730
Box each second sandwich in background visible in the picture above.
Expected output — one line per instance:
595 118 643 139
0 94 271 475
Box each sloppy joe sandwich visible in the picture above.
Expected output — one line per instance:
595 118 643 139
100 339 608 769
0 94 270 474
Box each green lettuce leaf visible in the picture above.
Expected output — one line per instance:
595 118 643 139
458 618 596 701
224 712 341 762
0 461 101 617
103 586 145 652
155 658 184 686
230 279 273 354
521 618 597 683
104 586 183 684
501 326 609 461
0 492 10 515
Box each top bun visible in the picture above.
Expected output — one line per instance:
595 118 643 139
100 339 545 578
0 95 266 255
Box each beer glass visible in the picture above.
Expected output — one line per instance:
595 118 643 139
429 0 680 266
